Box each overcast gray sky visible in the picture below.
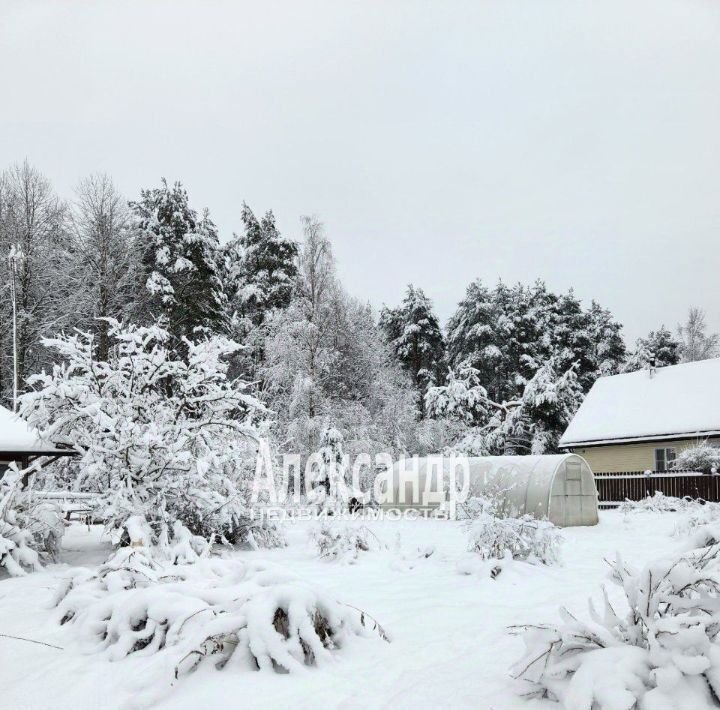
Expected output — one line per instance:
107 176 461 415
2 0 719 342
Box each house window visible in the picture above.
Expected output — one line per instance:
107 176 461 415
654 447 676 472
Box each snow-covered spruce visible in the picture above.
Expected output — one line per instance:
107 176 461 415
54 543 388 679
511 547 720 707
18 321 281 548
223 202 299 327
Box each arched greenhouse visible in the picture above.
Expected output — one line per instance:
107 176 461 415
382 454 599 527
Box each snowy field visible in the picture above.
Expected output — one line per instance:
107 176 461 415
0 509 686 710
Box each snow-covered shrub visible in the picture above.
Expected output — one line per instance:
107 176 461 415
675 502 720 538
511 547 720 707
54 551 388 681
310 523 381 563
27 500 65 560
0 516 41 577
0 467 64 576
467 513 561 567
19 321 279 548
682 523 720 552
167 520 210 564
388 533 435 573
672 443 720 474
618 491 692 514
457 494 499 520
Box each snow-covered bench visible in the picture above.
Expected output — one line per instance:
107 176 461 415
33 491 97 523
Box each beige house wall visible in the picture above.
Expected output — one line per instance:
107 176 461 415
569 437 720 473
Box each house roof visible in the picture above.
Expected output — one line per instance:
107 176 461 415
559 358 720 448
0 405 74 457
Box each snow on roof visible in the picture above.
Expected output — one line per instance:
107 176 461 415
0 405 66 455
560 359 720 447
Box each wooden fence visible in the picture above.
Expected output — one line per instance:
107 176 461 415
595 470 720 506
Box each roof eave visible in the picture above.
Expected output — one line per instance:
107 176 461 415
560 430 720 449
0 449 78 458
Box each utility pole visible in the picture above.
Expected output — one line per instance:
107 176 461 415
7 245 22 413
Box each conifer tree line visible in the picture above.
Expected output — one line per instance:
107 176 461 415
1 160 717 458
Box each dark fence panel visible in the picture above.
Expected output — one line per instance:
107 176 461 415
596 471 720 505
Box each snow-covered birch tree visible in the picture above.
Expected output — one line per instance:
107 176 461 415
677 307 719 362
0 161 68 405
66 174 137 361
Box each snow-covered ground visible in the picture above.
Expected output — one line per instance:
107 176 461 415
0 511 683 710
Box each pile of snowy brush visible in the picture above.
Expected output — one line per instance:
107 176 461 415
54 517 388 682
511 526 720 707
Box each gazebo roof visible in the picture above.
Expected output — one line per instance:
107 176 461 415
0 405 75 458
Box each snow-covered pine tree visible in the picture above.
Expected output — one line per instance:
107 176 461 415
511 359 583 454
582 300 626 378
130 180 227 343
446 279 624 404
445 279 500 393
647 325 681 366
223 203 298 326
380 285 446 416
19 320 268 545
623 325 680 372
427 359 582 455
447 280 540 404
425 365 491 426
553 296 625 390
